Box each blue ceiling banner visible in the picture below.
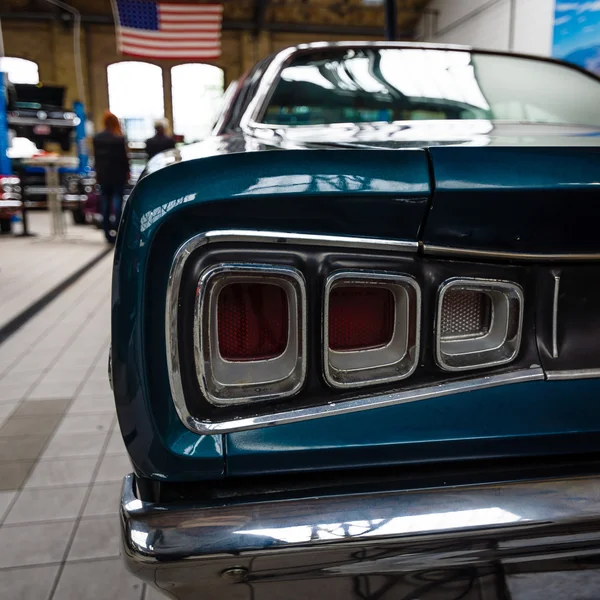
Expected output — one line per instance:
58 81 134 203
553 1 600 75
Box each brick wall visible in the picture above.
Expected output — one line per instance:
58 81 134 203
2 19 380 133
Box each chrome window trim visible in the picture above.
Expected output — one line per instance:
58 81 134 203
194 263 307 406
239 41 473 135
236 41 593 137
166 230 417 434
546 368 600 381
323 271 421 389
424 244 600 262
435 278 524 372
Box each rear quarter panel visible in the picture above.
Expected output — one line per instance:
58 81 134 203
112 148 430 480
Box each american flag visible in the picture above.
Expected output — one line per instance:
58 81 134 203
113 0 223 60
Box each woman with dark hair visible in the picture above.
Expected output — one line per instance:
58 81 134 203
93 111 130 243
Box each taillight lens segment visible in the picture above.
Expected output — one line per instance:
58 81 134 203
435 278 524 371
328 287 394 351
189 256 523 413
217 283 289 361
195 265 306 405
324 271 421 388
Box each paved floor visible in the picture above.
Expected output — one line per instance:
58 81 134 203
0 231 165 599
0 212 109 330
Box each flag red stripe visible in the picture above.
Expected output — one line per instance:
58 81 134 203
122 37 220 49
161 24 221 31
120 45 221 59
121 28 220 40
159 14 221 22
158 3 223 13
159 8 222 15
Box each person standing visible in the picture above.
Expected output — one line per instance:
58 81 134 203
145 120 176 160
93 111 130 244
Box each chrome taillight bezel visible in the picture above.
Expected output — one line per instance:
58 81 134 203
162 230 541 435
194 263 307 406
435 278 524 372
323 271 421 389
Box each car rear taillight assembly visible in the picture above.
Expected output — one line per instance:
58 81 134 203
193 264 525 401
324 272 421 388
164 231 533 433
194 264 306 405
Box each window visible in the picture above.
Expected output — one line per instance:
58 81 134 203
261 48 600 128
0 57 39 84
171 64 224 142
107 61 164 141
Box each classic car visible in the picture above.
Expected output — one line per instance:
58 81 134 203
13 162 95 224
7 83 78 151
6 84 93 224
114 42 600 599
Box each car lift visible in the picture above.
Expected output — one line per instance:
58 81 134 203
0 70 90 236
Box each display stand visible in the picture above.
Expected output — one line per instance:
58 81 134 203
21 156 79 238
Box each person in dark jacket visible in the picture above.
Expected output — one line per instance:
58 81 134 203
93 111 130 243
145 120 176 160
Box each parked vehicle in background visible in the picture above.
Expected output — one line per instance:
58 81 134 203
114 43 600 599
13 162 93 224
7 83 77 152
0 175 22 233
6 84 93 225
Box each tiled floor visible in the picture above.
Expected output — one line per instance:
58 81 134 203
0 246 164 599
0 212 109 330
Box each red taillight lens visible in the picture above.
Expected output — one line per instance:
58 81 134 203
217 283 289 361
328 286 394 351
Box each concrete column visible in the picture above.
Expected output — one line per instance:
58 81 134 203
51 22 89 108
256 30 272 63
240 30 255 74
162 65 174 132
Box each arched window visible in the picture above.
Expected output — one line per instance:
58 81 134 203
0 57 39 84
171 64 224 143
107 61 164 141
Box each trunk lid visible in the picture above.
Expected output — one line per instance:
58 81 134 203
423 145 600 255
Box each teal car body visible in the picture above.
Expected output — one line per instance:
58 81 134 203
114 145 600 481
115 42 600 599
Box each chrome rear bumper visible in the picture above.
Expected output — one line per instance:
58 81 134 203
121 472 600 599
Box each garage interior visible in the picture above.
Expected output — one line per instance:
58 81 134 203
0 0 596 599
0 0 555 135
1 0 432 133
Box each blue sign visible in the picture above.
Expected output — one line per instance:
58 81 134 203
0 72 12 175
553 1 600 75
73 101 89 174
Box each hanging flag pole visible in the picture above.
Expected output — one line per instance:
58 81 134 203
43 0 86 109
385 0 397 41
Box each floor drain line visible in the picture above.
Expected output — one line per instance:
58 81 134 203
0 248 113 346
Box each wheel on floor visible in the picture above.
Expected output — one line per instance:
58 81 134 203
71 208 86 225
